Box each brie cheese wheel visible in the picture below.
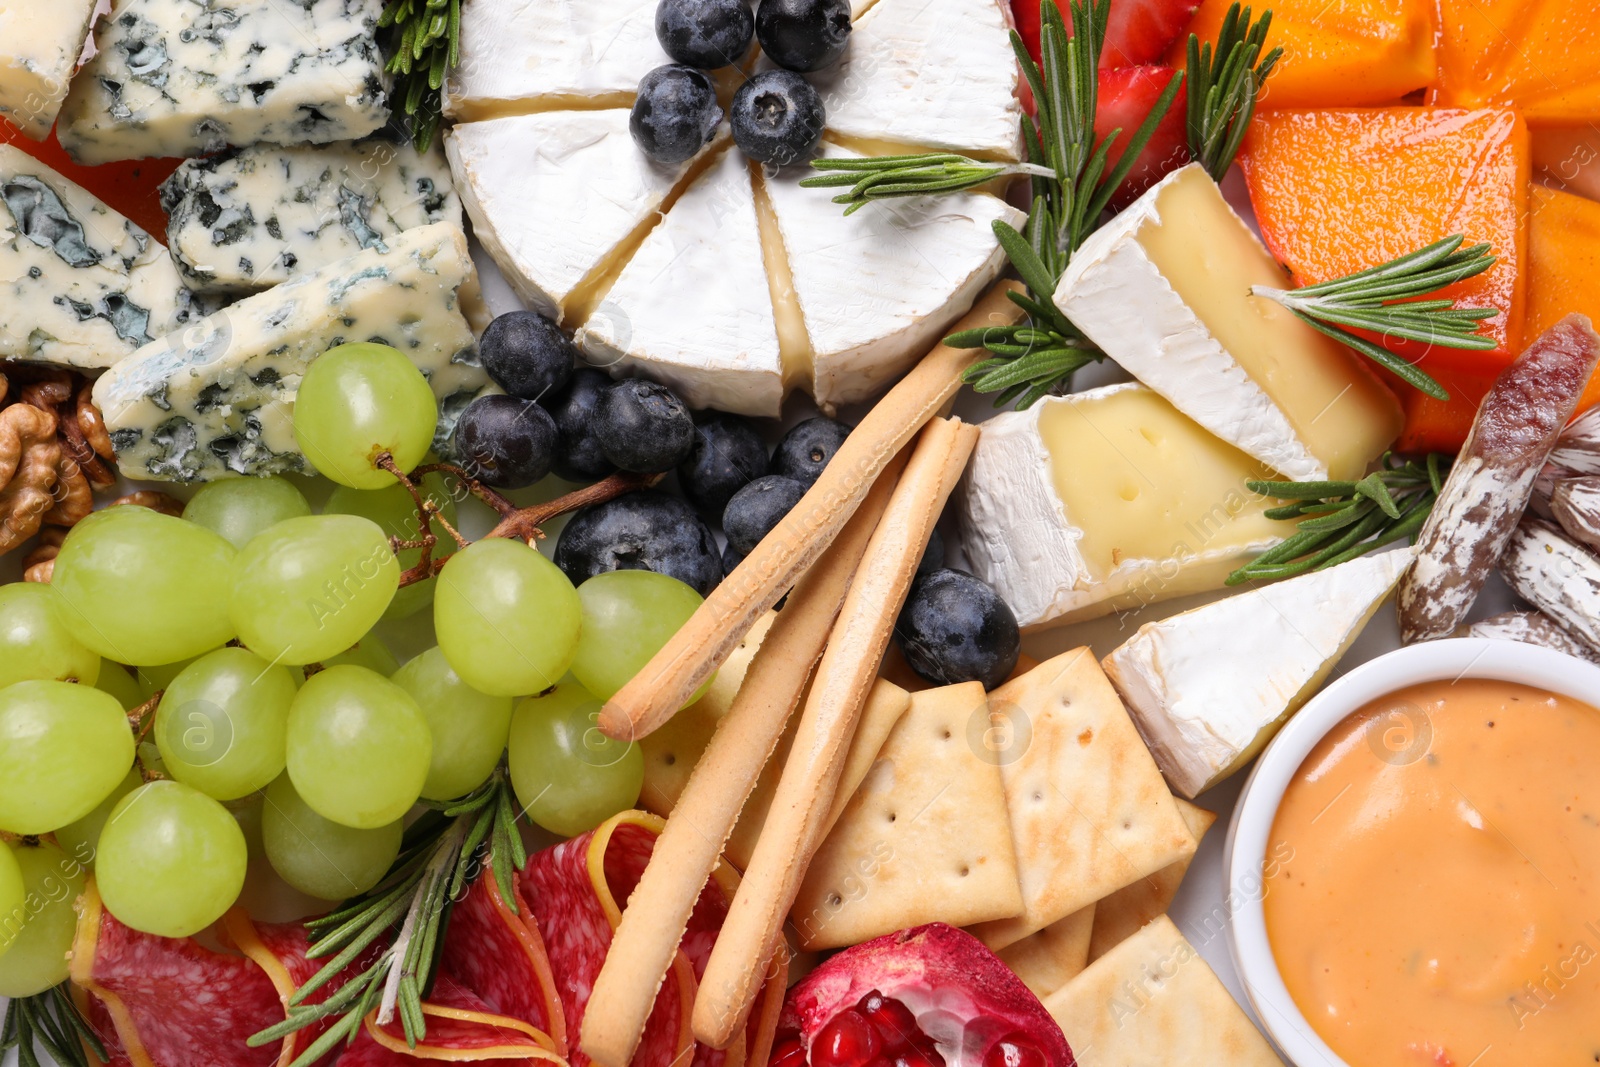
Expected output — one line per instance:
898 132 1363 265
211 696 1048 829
0 0 99 140
957 383 1294 629
1102 548 1412 799
1055 163 1402 482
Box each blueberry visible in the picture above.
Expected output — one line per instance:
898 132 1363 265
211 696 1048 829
771 415 850 486
597 378 696 473
722 541 745 576
448 394 558 490
755 0 851 72
555 490 722 595
678 413 770 516
894 569 1021 690
723 474 806 555
656 0 755 69
478 311 575 402
543 368 617 483
632 64 723 164
917 527 945 578
730 70 824 166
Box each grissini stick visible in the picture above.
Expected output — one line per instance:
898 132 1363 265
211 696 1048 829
692 416 980 1047
578 448 910 1067
598 281 1024 741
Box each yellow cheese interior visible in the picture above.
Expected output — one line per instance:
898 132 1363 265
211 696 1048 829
749 163 814 390
1037 387 1293 579
1136 167 1402 481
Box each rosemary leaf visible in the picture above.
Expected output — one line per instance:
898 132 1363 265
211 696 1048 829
1185 4 1281 180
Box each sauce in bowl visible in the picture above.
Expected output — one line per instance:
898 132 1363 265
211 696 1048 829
1264 678 1600 1066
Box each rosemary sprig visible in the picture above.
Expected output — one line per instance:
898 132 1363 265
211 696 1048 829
1 982 106 1067
801 154 1058 215
378 0 462 150
247 769 526 1067
1251 235 1498 400
1227 452 1451 585
1185 4 1281 180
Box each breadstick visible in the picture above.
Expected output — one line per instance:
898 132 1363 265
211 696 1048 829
691 417 979 1048
578 448 910 1067
598 282 1024 741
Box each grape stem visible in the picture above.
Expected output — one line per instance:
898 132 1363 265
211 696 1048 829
483 470 662 543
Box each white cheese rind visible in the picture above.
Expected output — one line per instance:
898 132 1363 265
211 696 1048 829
0 0 99 139
94 222 487 482
160 139 461 297
0 144 214 370
1103 548 1411 798
58 0 389 165
573 148 784 416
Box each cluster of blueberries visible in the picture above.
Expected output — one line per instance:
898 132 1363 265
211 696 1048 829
631 0 851 166
447 309 1022 691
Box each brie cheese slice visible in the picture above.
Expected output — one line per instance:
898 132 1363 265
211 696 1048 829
1055 163 1402 482
1103 548 1412 798
957 383 1293 629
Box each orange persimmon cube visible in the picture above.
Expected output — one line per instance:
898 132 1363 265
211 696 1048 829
1431 0 1600 126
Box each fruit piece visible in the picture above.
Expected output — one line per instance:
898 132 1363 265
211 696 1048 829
294 342 440 489
658 0 756 68
95 663 145 709
0 841 24 959
756 0 852 72
52 505 237 665
182 476 313 550
450 394 560 489
0 582 100 688
570 570 708 702
723 474 808 555
261 774 403 901
96 780 249 938
1094 66 1189 209
779 923 1074 1067
324 473 459 621
722 543 745 575
732 70 827 165
1526 186 1600 415
0 840 86 996
917 529 945 578
1533 126 1600 203
1240 107 1530 371
1174 0 1435 108
1431 0 1600 125
322 639 401 677
154 647 296 802
632 64 725 165
545 367 620 483
392 646 514 801
436 537 583 697
678 413 771 516
895 570 1021 690
229 514 400 666
479 310 576 402
508 680 644 836
772 415 851 487
1014 0 1198 70
53 767 142 870
597 378 697 473
556 490 723 595
0 680 134 835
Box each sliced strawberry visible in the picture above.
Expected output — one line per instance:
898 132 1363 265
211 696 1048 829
1094 65 1190 208
1009 0 1200 68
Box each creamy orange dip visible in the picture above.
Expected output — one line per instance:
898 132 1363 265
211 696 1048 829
1264 679 1600 1067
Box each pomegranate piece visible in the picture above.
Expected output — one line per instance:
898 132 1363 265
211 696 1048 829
778 924 1074 1067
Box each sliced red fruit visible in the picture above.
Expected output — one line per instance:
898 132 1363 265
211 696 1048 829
1431 0 1600 125
1 118 180 241
779 923 1074 1067
1010 0 1198 68
1094 66 1189 208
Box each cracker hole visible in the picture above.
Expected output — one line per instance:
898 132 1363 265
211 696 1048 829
664 754 676 766
959 865 970 877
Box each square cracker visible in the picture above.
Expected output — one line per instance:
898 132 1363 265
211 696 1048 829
1088 799 1217 963
1043 916 1284 1067
970 649 1196 950
996 904 1096 999
790 681 1024 950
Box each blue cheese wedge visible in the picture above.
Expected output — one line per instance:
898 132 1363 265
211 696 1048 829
0 144 215 370
160 139 461 297
0 0 100 140
58 0 389 165
93 222 488 482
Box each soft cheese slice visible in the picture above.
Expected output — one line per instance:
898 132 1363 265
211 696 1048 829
0 0 98 139
1102 548 1411 799
1055 163 1402 482
95 222 488 483
574 148 785 416
447 111 711 326
957 383 1293 630
810 0 1023 160
759 148 1023 411
0 144 211 370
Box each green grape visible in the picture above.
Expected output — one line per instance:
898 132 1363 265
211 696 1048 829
435 538 581 698
0 680 134 834
294 342 438 489
132 652 209 698
508 679 643 837
0 840 23 960
183 476 313 549
570 570 708 702
322 637 401 676
392 646 513 801
286 665 432 829
53 767 142 869
96 781 248 938
0 840 86 997
154 648 296 801
0 583 100 689
95 662 145 709
261 775 402 901
51 505 237 665
325 473 460 620
230 515 399 665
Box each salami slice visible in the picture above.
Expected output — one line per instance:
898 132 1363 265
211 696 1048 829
356 971 564 1064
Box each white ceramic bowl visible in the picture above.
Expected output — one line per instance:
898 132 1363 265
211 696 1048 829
1224 637 1600 1066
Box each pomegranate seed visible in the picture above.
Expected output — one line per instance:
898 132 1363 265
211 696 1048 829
855 990 921 1052
770 1035 808 1067
893 1052 946 1067
811 1009 879 1067
983 1034 1047 1067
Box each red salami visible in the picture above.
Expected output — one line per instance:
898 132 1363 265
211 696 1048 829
354 972 564 1065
